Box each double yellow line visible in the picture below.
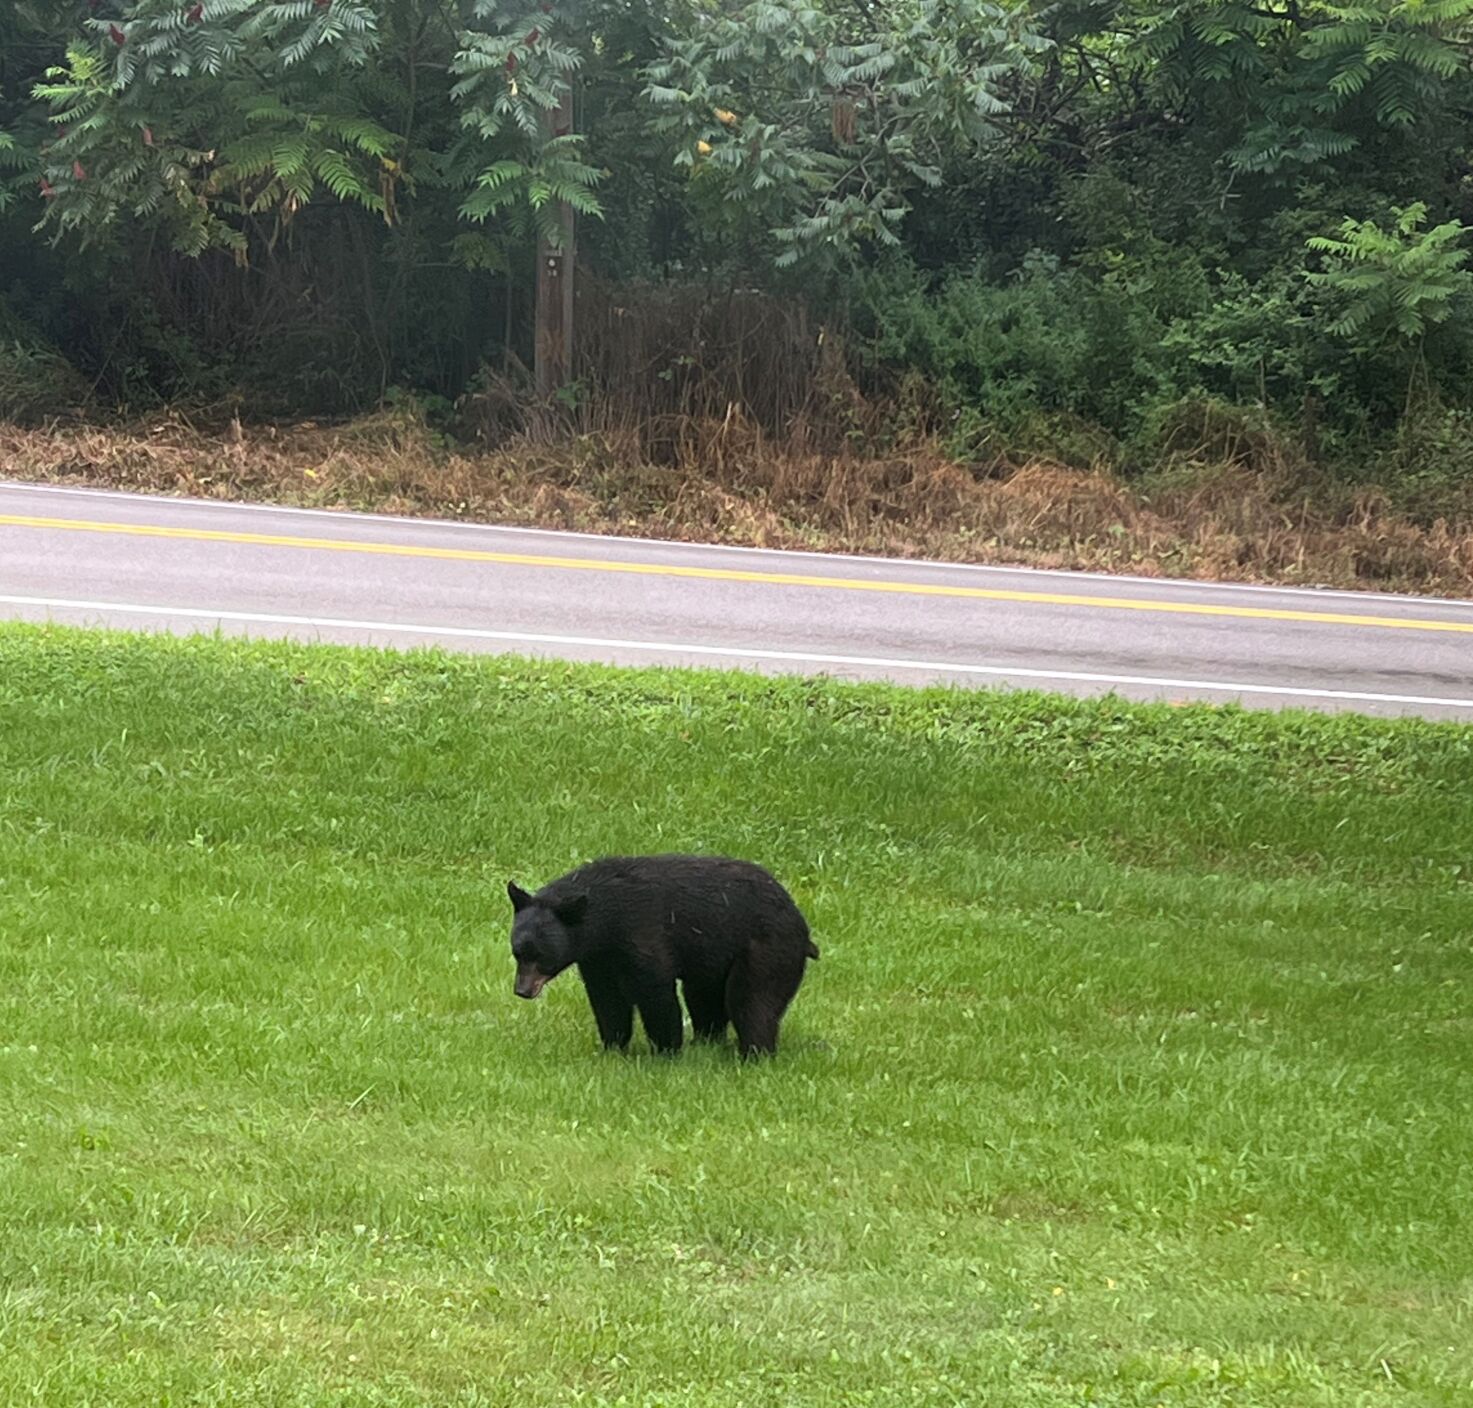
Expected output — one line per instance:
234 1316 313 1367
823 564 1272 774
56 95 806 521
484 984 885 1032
3 512 1471 635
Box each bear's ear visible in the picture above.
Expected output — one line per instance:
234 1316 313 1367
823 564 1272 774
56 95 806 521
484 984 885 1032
507 881 533 913
553 892 587 926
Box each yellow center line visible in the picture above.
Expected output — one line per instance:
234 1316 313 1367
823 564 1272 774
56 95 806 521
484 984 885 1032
3 512 1471 634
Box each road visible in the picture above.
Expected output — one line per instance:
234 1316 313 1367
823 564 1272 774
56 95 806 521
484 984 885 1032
2 481 1471 719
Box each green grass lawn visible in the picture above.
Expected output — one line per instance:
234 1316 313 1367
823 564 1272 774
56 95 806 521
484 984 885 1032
1 625 1470 1407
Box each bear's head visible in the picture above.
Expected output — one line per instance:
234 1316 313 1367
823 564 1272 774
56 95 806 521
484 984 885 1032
506 881 587 999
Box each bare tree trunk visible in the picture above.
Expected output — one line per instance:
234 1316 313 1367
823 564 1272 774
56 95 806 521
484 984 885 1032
534 79 576 397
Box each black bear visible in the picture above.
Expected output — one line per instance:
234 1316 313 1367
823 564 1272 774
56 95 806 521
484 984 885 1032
505 854 818 1058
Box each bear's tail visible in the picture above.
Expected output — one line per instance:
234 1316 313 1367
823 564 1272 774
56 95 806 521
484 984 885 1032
805 939 820 961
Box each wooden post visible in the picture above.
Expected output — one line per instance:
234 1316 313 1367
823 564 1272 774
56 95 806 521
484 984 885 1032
534 78 576 398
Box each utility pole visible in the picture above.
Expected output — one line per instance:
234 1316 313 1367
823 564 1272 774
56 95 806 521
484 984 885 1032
534 64 576 397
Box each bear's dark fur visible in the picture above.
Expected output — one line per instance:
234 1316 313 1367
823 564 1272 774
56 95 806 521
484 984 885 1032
505 854 818 1058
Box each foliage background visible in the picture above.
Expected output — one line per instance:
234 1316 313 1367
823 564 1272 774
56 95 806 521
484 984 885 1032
4 0 1473 511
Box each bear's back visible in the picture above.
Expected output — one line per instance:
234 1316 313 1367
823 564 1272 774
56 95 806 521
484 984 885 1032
552 854 806 978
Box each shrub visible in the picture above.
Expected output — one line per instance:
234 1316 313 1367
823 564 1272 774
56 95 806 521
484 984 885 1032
0 340 90 424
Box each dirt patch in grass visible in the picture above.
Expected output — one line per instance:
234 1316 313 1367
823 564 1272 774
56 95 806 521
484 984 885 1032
3 410 1471 594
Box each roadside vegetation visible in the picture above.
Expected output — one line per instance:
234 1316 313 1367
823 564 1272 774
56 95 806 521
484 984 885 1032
2 625 1470 1405
4 3 1473 591
7 407 1473 594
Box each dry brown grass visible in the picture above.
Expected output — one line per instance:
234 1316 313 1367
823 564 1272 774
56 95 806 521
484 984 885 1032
3 408 1472 596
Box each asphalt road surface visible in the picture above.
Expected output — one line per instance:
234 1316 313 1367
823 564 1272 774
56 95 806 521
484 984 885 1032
2 480 1471 719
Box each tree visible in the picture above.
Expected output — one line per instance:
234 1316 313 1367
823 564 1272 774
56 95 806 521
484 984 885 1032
644 0 1049 267
453 0 602 391
3 1 1049 393
1307 203 1471 342
1133 0 1473 175
7 0 608 390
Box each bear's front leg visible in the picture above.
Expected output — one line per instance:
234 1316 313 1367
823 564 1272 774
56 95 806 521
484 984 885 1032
634 982 685 1054
579 964 634 1051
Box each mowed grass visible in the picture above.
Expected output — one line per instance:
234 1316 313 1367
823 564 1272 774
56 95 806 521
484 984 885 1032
1 626 1470 1407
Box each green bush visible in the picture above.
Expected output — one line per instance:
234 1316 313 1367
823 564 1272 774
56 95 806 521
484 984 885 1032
848 233 1473 482
0 339 90 424
851 255 1189 455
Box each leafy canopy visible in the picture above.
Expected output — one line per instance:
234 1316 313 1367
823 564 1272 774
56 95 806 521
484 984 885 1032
5 0 1050 267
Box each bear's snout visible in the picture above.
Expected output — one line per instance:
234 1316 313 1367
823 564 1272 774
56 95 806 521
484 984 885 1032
515 966 549 1000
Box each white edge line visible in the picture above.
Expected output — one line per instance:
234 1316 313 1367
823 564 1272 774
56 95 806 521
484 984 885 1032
6 479 1470 611
3 593 1471 711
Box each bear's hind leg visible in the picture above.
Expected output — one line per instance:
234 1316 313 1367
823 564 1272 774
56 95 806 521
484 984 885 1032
727 954 804 1059
683 981 729 1044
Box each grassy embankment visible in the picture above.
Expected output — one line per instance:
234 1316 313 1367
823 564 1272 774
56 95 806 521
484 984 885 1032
1 625 1470 1405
